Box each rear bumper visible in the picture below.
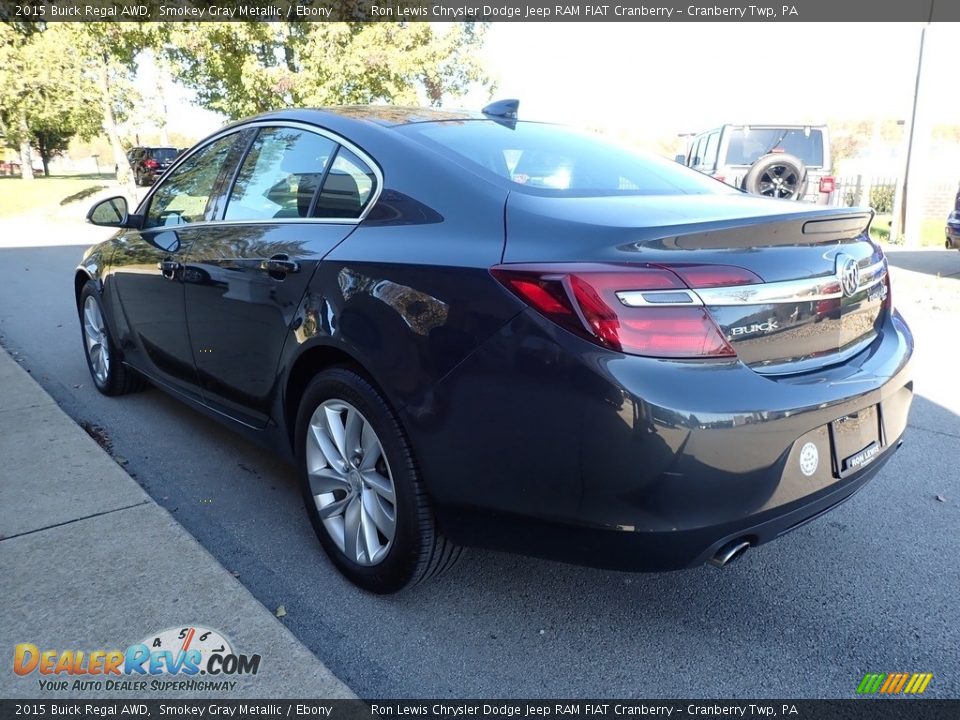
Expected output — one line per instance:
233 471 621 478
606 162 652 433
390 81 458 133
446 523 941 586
420 308 913 571
138 166 171 183
443 443 898 571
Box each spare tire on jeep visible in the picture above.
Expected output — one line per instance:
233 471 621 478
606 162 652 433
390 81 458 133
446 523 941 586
742 153 808 200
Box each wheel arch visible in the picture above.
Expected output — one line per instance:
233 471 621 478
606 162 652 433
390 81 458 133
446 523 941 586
282 342 385 454
74 268 95 311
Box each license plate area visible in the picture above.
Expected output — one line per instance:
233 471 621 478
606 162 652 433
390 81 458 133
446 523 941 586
829 405 882 478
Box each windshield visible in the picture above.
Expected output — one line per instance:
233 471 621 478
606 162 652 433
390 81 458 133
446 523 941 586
399 121 733 197
724 128 824 167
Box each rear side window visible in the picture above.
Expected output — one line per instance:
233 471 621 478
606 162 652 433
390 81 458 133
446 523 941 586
313 148 378 219
225 127 336 221
724 128 824 167
701 132 719 171
144 134 239 229
401 121 729 197
690 136 704 167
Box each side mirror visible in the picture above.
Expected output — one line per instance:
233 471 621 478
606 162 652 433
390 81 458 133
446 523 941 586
87 196 133 228
675 154 686 164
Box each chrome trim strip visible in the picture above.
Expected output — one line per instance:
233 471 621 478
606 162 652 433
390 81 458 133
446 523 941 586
616 289 702 307
857 260 886 290
135 119 384 225
616 260 886 308
695 277 842 306
859 275 884 292
143 217 361 231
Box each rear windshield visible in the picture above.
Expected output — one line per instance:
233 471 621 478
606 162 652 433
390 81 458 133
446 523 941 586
149 148 179 162
399 121 732 197
724 128 824 167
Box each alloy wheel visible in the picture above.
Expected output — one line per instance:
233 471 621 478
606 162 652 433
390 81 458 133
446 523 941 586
82 295 110 384
305 399 397 566
757 164 801 199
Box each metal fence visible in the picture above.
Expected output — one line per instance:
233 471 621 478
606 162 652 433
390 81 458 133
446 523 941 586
829 176 897 212
830 176 958 217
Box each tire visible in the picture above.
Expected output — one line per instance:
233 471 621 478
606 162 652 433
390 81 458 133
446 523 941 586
78 282 147 396
742 153 808 200
295 367 462 593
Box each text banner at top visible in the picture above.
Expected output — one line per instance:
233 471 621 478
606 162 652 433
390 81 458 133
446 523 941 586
1 0 957 23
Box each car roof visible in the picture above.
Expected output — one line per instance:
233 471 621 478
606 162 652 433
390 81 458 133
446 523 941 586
688 124 829 135
231 106 484 131
319 106 485 126
723 124 828 131
207 106 501 158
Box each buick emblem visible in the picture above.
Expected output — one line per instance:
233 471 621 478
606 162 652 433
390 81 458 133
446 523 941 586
837 254 860 297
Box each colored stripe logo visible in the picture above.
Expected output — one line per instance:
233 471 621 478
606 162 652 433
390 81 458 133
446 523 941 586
857 673 933 694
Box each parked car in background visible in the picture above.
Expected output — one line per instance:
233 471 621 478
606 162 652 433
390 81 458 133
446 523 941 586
947 210 960 250
78 105 911 593
2 159 45 176
683 124 834 204
127 146 180 186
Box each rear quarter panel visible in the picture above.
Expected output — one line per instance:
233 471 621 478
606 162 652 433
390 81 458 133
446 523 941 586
276 128 525 458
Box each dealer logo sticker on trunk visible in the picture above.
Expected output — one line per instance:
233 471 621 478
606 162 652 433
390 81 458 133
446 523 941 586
799 442 819 476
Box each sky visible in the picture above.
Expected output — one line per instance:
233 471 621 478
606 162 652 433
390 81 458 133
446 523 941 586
144 22 960 155
466 23 958 134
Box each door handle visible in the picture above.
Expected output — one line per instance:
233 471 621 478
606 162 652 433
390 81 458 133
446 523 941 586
158 257 181 279
261 255 300 276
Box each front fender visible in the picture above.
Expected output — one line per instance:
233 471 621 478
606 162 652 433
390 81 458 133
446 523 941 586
75 238 118 293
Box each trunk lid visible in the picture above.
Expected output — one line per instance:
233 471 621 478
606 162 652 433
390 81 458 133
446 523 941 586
503 192 888 372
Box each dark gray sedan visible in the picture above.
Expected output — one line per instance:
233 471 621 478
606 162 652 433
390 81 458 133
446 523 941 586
77 104 914 593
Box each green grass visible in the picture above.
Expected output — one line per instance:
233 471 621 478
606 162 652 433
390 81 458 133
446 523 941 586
870 214 892 243
870 213 946 248
919 217 948 248
0 174 116 218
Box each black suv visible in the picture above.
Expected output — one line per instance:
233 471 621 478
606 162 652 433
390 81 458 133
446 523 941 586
127 146 179 186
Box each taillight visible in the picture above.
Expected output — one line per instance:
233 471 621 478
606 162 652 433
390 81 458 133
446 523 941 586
662 264 761 289
819 176 835 194
144 159 159 169
712 175 726 184
490 263 746 359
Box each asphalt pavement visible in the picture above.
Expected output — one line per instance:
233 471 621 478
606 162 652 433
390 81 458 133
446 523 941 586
0 209 957 698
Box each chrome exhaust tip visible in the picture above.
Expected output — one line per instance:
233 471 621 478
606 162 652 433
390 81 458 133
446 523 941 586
709 539 751 568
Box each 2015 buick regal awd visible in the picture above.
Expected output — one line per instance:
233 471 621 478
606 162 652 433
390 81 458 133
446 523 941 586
77 102 913 593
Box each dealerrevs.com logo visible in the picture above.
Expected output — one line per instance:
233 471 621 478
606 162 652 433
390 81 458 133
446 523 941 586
13 626 261 693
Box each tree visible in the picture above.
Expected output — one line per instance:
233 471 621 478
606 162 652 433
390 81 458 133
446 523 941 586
0 24 104 178
32 129 71 176
0 23 38 179
166 22 491 121
1 22 158 183
68 23 157 184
